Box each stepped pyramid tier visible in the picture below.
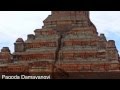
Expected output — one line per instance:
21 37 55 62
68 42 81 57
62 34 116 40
13 11 119 63
0 11 120 79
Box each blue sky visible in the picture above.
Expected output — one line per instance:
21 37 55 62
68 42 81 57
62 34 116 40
0 11 120 54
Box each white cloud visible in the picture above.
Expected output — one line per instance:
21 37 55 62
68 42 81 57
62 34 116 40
90 11 120 34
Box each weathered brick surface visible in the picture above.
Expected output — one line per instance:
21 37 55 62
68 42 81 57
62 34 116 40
0 11 120 79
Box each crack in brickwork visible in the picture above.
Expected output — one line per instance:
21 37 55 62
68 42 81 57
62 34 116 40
54 34 63 64
52 34 69 78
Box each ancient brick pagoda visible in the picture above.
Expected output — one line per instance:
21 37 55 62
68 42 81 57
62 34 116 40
0 11 120 79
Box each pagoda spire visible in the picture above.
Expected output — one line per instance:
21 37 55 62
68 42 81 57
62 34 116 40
43 11 91 29
51 11 89 17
